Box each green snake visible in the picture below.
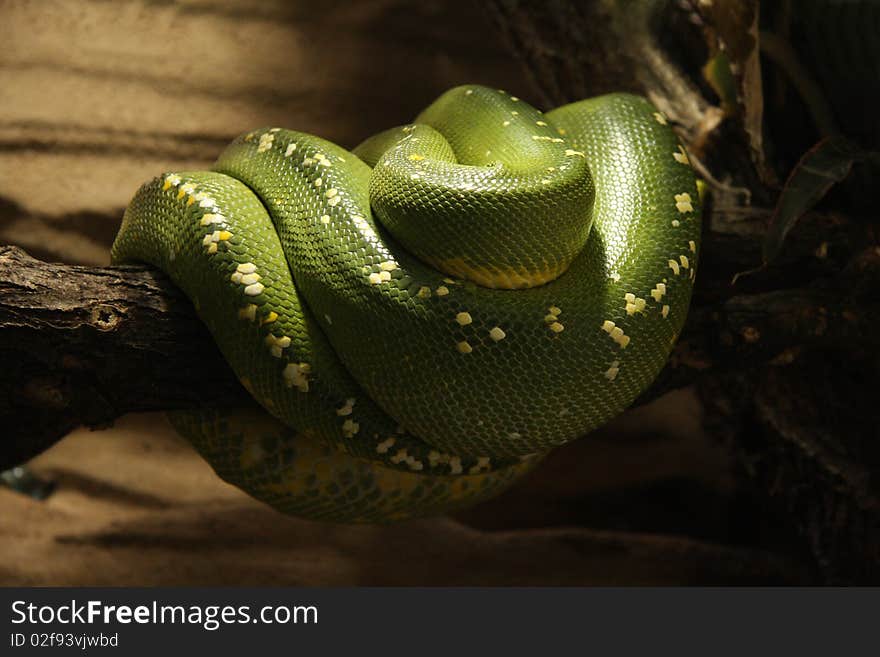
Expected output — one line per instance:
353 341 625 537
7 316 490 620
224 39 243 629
111 85 700 522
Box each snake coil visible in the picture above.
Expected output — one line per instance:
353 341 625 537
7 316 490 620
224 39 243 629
112 86 700 522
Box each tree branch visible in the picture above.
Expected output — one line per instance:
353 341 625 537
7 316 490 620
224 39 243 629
1 198 871 469
0 246 244 469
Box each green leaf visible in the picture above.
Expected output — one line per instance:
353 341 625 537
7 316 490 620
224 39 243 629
703 51 738 114
763 136 868 264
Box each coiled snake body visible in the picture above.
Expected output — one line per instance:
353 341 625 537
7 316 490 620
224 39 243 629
112 86 700 522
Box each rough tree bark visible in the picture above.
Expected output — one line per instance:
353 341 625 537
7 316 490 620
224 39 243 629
0 246 242 468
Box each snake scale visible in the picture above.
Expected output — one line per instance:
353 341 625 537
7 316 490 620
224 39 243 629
112 85 701 522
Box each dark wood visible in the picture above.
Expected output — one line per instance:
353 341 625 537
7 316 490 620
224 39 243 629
2 198 872 467
0 245 243 469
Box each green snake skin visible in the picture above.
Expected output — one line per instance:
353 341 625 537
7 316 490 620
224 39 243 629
111 86 700 522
